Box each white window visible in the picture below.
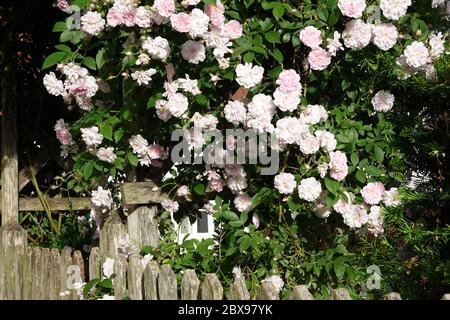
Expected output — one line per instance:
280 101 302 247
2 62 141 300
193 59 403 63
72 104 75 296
170 211 215 244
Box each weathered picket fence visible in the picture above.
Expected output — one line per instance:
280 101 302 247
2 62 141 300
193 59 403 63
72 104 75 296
0 205 325 301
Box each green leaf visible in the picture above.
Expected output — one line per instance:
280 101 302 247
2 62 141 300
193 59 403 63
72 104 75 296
101 124 113 141
127 152 139 166
114 128 124 143
223 210 239 221
83 57 97 70
53 21 68 32
374 145 385 163
239 236 251 252
334 260 346 278
193 183 206 195
252 187 273 208
324 177 340 196
96 48 106 69
270 48 283 63
83 162 94 180
350 153 359 165
42 52 68 70
55 44 71 53
317 6 329 22
356 170 366 183
272 5 285 20
328 9 341 26
265 31 281 44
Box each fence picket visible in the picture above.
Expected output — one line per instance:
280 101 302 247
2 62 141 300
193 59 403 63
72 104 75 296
227 277 250 300
201 274 223 300
181 269 199 300
158 264 177 300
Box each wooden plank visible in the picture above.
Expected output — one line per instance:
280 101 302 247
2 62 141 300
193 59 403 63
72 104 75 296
31 247 42 300
143 261 159 300
256 281 279 300
127 206 159 250
121 182 166 205
40 248 51 299
158 264 177 300
0 221 27 299
329 288 352 300
227 277 250 300
48 248 61 300
1 61 18 225
60 248 72 300
113 255 127 300
181 269 199 300
99 212 128 258
127 254 144 300
22 247 33 299
71 250 85 300
201 274 223 300
88 247 101 280
289 285 314 300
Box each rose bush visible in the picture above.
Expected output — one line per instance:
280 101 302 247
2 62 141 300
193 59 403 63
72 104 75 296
43 0 449 298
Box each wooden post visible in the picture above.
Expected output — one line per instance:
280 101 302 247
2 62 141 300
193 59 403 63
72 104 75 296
181 269 200 300
143 261 159 300
127 254 144 300
289 285 314 300
0 221 27 299
113 255 127 300
201 274 223 300
227 277 250 300
256 281 279 300
158 264 177 300
1 62 19 225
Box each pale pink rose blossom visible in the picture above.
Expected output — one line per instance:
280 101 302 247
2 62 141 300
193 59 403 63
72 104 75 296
274 173 296 195
299 26 322 49
123 9 136 27
56 128 72 145
308 48 332 71
361 182 385 205
107 7 124 27
338 0 366 18
276 69 301 93
153 0 176 18
177 185 190 197
329 151 348 181
56 0 72 13
224 20 243 39
234 194 253 213
204 0 225 27
170 13 191 33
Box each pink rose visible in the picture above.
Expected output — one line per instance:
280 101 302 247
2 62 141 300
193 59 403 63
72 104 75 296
107 7 124 27
329 150 348 181
170 13 191 33
224 20 243 40
204 1 225 27
361 182 385 205
276 69 301 93
338 0 366 19
56 0 71 13
308 48 332 71
148 144 162 160
123 9 136 27
154 0 176 18
299 26 322 49
56 128 72 145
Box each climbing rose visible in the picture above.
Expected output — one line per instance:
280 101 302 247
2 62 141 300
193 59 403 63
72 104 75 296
329 151 348 181
235 63 264 88
371 90 395 112
297 177 322 202
380 0 411 20
372 23 398 51
361 182 385 205
342 19 372 49
404 41 430 68
308 48 331 71
96 147 117 163
276 69 301 93
170 13 191 33
234 194 253 213
224 20 243 40
274 172 297 195
299 26 322 49
80 11 105 36
181 40 206 64
338 0 366 18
